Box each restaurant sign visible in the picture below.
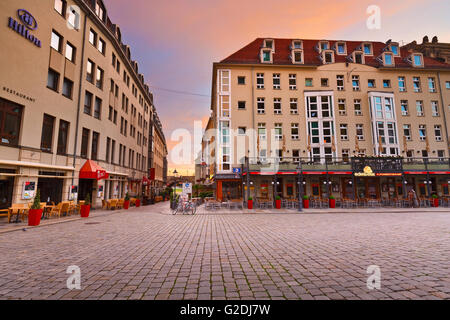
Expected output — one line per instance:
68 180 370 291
352 157 403 176
8 9 42 48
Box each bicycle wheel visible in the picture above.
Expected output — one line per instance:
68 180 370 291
191 204 196 215
171 203 179 215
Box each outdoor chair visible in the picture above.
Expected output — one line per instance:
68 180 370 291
117 199 125 209
49 202 69 218
8 204 29 223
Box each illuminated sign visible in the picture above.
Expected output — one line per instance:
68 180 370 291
7 9 41 48
355 166 376 177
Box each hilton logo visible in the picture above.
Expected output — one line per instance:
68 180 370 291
7 9 41 48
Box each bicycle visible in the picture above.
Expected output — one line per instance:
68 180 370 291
171 199 196 215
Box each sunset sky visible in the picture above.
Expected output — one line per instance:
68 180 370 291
104 0 450 176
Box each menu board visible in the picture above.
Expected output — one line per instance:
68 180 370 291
22 181 36 200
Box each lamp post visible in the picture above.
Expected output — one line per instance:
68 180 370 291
297 161 303 212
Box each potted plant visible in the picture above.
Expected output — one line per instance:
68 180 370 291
28 189 43 226
124 193 130 209
135 195 141 208
432 194 439 207
248 197 253 210
303 195 310 209
80 193 91 218
275 196 282 209
329 195 336 209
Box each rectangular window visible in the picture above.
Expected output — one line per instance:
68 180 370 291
94 97 102 119
65 42 76 62
62 78 73 99
416 101 424 116
413 77 421 92
403 125 411 141
293 150 300 163
237 76 245 85
96 67 104 89
47 69 59 91
86 60 94 83
274 123 282 141
0 98 23 147
289 74 297 90
354 52 363 64
40 114 55 152
368 79 376 88
337 43 346 54
81 128 90 158
338 99 346 116
98 38 106 54
431 101 439 117
435 125 442 141
340 124 348 141
356 124 364 140
305 78 313 87
273 74 281 89
363 43 372 55
428 77 436 93
293 51 302 63
401 100 409 116
290 98 298 115
256 73 264 89
273 98 282 114
291 123 299 140
106 137 111 163
257 98 265 114
337 75 344 91
111 140 116 164
342 149 350 162
54 0 66 15
84 91 93 115
89 29 97 46
354 99 362 116
352 75 360 91
383 79 391 88
384 53 393 66
413 54 423 67
57 119 69 155
258 123 266 141
238 101 246 110
51 30 62 52
419 125 426 141
398 76 406 92
321 78 329 87
446 81 450 89
68 7 79 29
91 132 99 160
238 127 246 135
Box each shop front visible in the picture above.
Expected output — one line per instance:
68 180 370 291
215 172 243 201
79 160 109 207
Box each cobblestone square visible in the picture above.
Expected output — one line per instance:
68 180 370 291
0 203 449 300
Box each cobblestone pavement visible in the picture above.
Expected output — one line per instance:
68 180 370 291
0 203 449 300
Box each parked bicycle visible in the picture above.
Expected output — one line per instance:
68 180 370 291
171 199 196 215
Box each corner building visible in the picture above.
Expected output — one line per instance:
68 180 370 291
205 38 450 202
0 0 167 208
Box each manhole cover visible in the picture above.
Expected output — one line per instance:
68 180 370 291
84 222 101 225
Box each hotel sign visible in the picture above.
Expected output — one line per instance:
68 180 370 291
7 9 42 48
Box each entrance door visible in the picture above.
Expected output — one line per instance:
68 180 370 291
0 177 14 209
367 178 379 199
79 179 94 201
38 178 63 204
342 178 354 199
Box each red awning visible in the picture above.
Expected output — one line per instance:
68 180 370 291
79 160 109 180
142 176 149 185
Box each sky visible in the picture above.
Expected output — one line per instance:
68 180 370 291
103 0 450 176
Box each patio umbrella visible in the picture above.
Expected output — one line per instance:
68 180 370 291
331 137 336 153
425 135 430 153
282 134 287 153
403 135 408 153
257 134 260 155
307 134 311 152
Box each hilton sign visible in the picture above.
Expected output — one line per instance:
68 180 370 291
7 9 42 48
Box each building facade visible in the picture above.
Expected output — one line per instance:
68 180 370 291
403 36 450 64
205 38 450 202
150 113 168 194
0 0 167 209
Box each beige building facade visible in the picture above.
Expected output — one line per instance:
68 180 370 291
0 0 167 209
205 38 450 202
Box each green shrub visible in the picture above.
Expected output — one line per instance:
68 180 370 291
248 197 253 201
275 196 281 201
31 189 41 210
329 195 335 200
303 195 309 200
124 192 130 201
84 193 91 205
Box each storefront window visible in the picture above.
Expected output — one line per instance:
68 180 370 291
0 98 23 147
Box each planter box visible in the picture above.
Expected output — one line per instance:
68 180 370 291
124 201 130 210
329 199 336 208
275 200 281 209
135 199 141 208
28 209 43 226
248 200 253 210
303 199 309 209
433 198 439 207
80 205 90 218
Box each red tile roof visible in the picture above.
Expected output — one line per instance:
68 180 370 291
220 38 450 69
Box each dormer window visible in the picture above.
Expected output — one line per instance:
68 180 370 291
413 54 423 67
319 41 329 51
363 43 373 55
383 53 394 66
292 40 302 49
336 42 347 55
291 49 304 64
263 39 274 51
353 51 365 64
322 50 334 64
389 43 400 56
260 48 273 63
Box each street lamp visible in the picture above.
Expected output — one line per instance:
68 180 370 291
297 161 303 212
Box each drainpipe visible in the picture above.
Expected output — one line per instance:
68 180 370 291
251 66 256 158
71 12 89 189
437 72 450 155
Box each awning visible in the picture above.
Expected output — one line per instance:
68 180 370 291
143 176 149 186
79 160 109 180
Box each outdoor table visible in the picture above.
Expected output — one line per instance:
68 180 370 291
42 205 55 220
9 207 28 223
